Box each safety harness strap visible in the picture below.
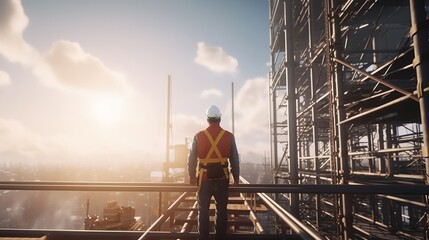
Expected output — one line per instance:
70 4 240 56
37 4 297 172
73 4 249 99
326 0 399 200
197 130 229 191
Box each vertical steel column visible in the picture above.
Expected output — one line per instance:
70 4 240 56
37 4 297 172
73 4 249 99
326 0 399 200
373 35 385 175
329 1 349 185
370 194 377 223
308 0 321 229
409 0 429 237
410 0 429 182
162 75 172 219
232 82 235 135
268 2 283 233
165 75 172 180
369 124 378 223
270 78 279 183
328 0 352 238
377 124 386 173
159 192 162 217
389 201 398 233
284 0 299 217
367 125 375 173
271 84 279 184
268 0 279 184
323 0 340 236
386 124 394 178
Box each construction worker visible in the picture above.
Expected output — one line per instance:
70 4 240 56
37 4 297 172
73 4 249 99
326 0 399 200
188 105 240 240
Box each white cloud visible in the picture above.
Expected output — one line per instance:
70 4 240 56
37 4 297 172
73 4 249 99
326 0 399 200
172 114 206 145
34 40 132 95
235 77 269 132
233 77 270 162
0 70 11 86
0 118 48 159
0 0 132 96
194 42 238 73
201 88 223 98
0 0 39 65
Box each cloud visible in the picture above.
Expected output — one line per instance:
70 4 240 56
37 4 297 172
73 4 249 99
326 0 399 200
0 0 132 96
0 0 39 65
34 40 132 95
235 77 269 132
201 88 223 98
0 118 48 159
194 42 238 73
172 114 206 144
233 77 270 161
0 70 11 86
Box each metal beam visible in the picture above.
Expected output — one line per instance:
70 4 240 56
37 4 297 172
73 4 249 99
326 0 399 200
0 229 287 240
138 192 189 240
240 178 324 240
333 57 419 102
409 0 429 185
240 193 265 233
180 201 198 233
0 181 428 194
284 0 300 217
258 191 324 240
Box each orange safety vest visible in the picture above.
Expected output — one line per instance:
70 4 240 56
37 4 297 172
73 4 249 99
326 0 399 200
197 128 231 190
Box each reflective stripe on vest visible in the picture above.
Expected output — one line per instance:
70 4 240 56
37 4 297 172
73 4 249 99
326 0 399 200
197 129 229 191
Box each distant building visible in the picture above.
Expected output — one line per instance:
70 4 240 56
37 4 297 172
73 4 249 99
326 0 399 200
85 200 138 230
150 171 163 182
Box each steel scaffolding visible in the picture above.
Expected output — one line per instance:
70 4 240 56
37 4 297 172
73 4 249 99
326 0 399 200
269 0 429 239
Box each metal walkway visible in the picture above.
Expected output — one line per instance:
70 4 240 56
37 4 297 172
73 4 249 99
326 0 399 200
0 179 428 240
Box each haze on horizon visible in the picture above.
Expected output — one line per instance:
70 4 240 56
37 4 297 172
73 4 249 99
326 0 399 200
0 0 270 170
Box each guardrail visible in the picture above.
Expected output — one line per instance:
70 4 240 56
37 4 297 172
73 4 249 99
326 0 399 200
1 181 428 194
0 180 427 240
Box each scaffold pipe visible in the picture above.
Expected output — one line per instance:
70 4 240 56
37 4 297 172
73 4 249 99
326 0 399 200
333 57 418 102
0 181 428 194
240 177 324 240
138 192 189 240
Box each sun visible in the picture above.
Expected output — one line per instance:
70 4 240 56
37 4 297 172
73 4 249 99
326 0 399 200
90 95 125 125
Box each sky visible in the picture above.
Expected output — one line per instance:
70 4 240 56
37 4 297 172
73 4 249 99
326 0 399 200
0 0 270 167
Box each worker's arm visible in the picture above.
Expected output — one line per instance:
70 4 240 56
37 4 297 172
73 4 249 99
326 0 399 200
187 135 198 185
230 135 240 185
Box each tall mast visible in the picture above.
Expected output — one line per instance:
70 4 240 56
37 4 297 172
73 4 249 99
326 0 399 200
231 82 235 134
165 75 172 179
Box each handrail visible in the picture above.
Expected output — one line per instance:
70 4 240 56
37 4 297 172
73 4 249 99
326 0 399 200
240 177 324 240
180 201 198 233
1 180 428 240
138 192 189 240
0 181 428 194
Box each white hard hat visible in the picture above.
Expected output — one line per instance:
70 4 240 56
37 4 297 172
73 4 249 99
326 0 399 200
206 105 222 118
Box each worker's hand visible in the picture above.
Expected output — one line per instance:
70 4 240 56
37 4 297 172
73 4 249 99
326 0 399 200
190 178 197 185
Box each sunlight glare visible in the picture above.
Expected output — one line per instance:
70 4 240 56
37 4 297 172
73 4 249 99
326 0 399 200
90 95 125 125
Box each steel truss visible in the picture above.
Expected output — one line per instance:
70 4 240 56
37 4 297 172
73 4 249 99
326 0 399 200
269 0 429 239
